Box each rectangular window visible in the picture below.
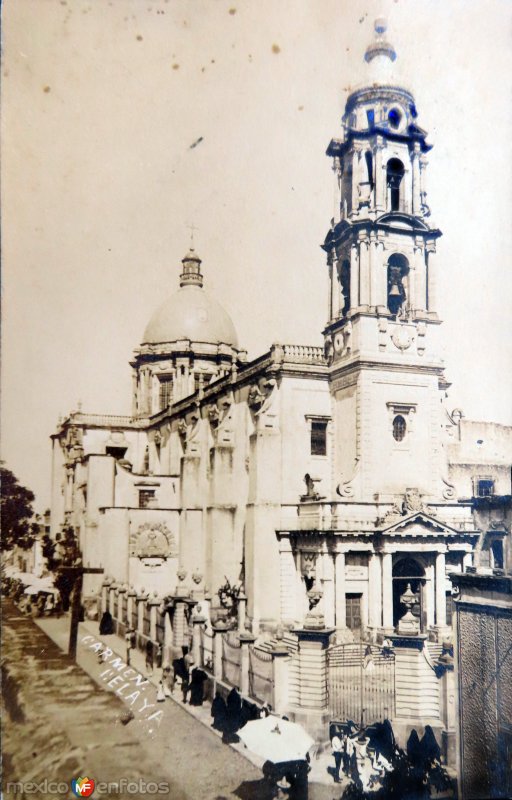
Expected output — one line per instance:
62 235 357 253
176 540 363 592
310 420 327 456
477 479 494 497
345 553 369 567
366 109 375 127
346 594 362 630
159 376 173 411
138 489 155 509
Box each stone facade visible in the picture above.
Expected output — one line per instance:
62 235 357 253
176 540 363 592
50 23 511 660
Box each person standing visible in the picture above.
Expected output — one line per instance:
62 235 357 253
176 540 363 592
145 639 154 674
125 628 136 666
181 650 194 703
169 642 183 693
331 733 343 784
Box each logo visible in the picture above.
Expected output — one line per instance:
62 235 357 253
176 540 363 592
71 776 95 797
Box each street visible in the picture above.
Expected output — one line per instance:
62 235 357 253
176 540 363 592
2 600 340 800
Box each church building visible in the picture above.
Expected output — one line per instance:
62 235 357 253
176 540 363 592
50 21 512 648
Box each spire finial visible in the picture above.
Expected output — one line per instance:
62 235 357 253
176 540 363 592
187 222 198 250
364 17 396 64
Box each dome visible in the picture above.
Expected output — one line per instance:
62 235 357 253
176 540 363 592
142 285 239 347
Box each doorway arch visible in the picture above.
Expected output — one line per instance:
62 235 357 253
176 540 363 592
392 556 426 630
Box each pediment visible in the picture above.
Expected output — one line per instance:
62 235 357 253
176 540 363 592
377 212 430 232
379 511 462 537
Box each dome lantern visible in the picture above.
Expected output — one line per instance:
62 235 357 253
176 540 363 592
180 248 204 288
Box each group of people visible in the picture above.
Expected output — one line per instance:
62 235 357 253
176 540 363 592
158 644 207 706
331 720 395 791
98 612 210 707
210 687 265 742
4 578 62 617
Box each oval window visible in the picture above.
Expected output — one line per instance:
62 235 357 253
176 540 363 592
393 415 406 442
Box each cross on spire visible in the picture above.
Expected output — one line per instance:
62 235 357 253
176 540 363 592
187 222 198 249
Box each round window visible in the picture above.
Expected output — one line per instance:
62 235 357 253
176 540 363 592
393 415 406 442
388 108 402 129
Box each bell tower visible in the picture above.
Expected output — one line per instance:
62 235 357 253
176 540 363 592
323 20 449 502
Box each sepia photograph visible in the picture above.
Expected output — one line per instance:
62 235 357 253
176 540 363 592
1 1 511 799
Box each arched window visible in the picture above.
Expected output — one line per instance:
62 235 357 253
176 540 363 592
388 108 402 129
339 259 351 317
386 158 405 211
393 415 407 441
387 253 409 316
365 151 374 189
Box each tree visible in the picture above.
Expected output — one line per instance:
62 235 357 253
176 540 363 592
0 464 36 551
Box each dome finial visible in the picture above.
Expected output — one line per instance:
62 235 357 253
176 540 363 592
364 17 396 64
187 221 198 249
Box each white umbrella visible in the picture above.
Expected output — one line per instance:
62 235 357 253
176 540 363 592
31 576 55 588
238 716 314 764
10 572 39 585
24 585 43 596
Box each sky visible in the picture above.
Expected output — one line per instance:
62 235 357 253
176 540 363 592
2 0 511 511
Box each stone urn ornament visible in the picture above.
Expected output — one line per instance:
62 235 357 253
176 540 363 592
397 582 420 634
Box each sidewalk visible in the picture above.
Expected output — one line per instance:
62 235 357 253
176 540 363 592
36 613 345 792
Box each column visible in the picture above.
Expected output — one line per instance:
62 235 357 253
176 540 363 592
419 155 428 202
351 148 360 213
212 624 225 681
335 553 346 631
376 241 387 310
126 587 137 630
369 236 379 308
192 613 206 666
328 260 335 321
350 243 359 309
163 608 173 667
271 644 290 714
425 563 435 629
239 632 256 696
279 537 296 624
117 586 127 632
293 628 335 741
334 262 343 317
237 592 247 633
108 584 116 617
136 591 146 646
368 552 382 632
374 141 385 210
149 594 159 642
412 145 421 215
435 552 447 627
414 245 426 312
321 548 335 628
173 599 188 647
358 237 370 307
101 578 111 615
295 551 305 624
426 245 437 313
382 553 393 631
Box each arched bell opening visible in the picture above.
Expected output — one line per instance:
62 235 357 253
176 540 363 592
387 253 410 316
386 157 405 211
392 556 426 631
